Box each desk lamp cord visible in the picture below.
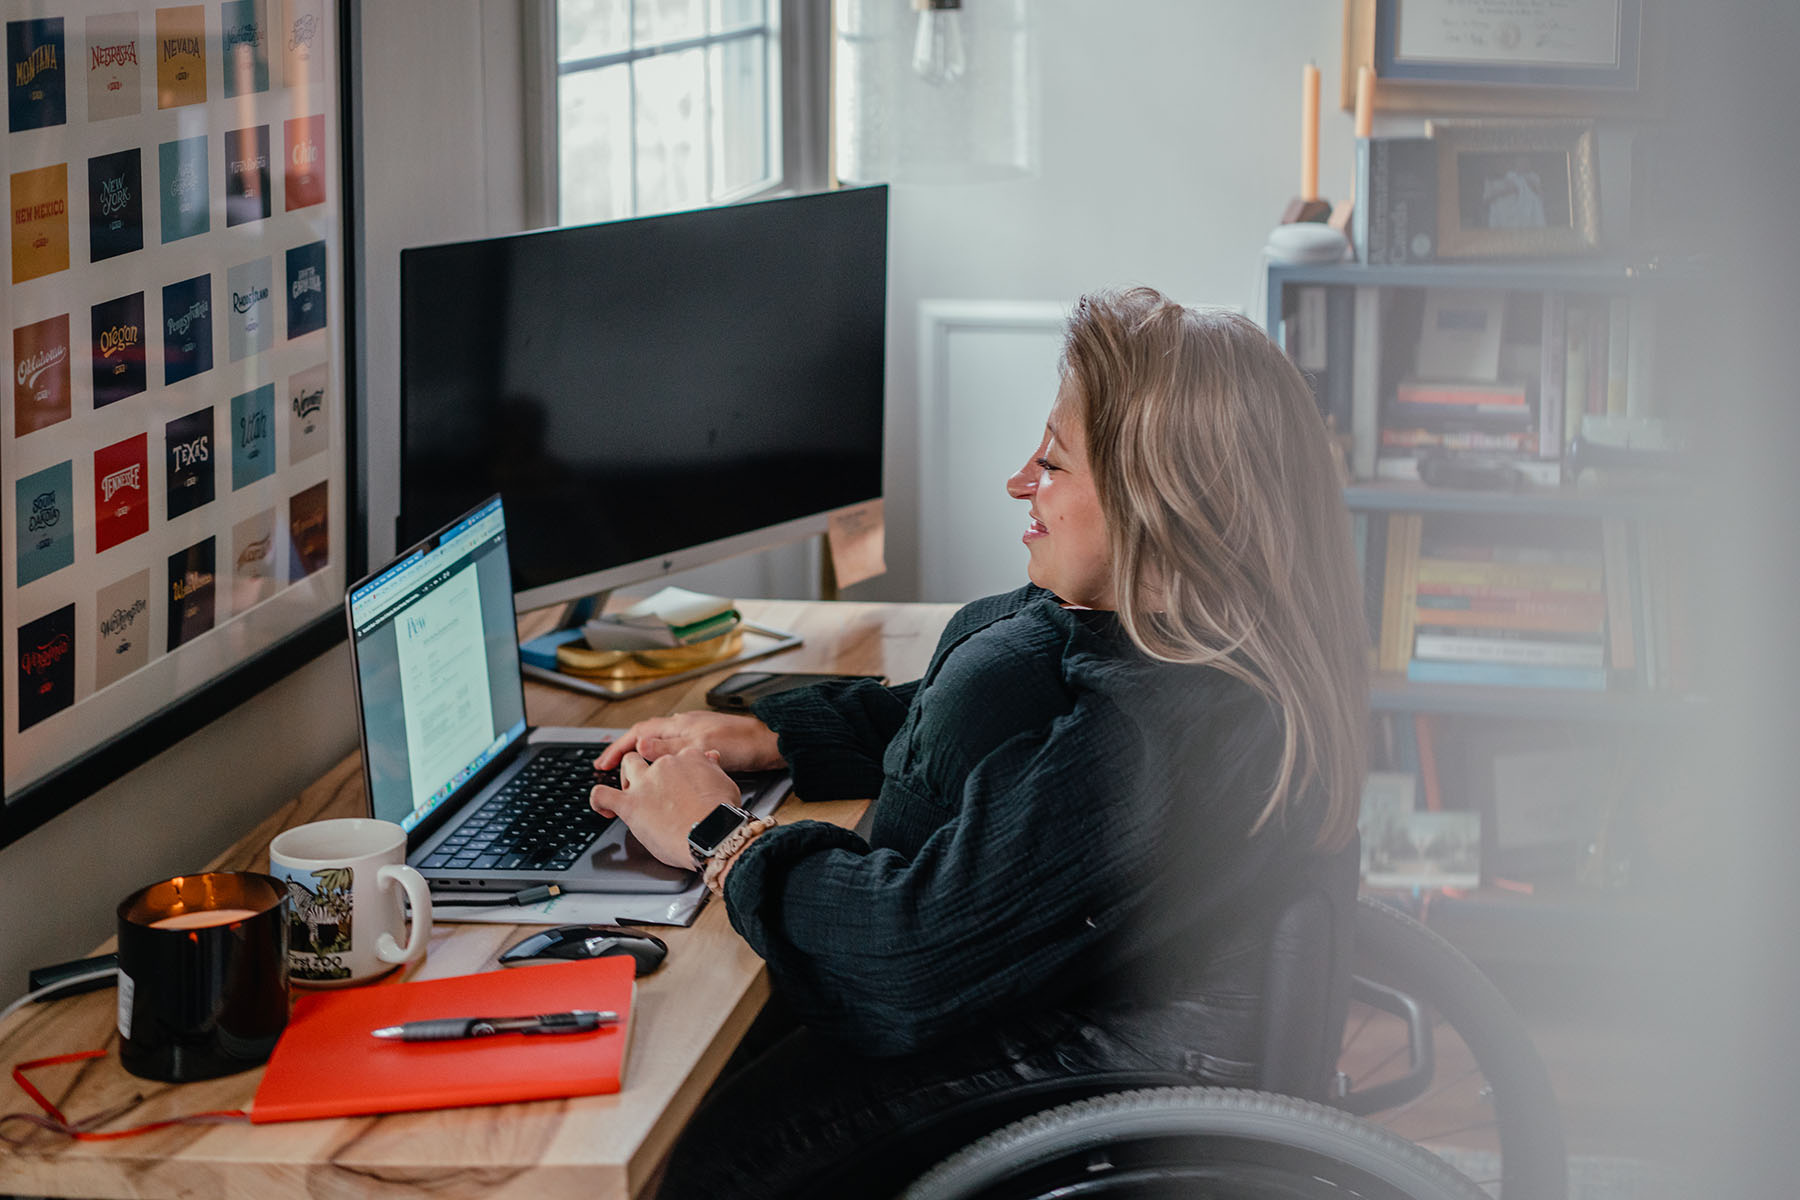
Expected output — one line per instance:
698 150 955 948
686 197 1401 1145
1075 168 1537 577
2 969 251 1143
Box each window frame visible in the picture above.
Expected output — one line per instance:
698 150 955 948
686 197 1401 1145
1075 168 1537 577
525 0 830 229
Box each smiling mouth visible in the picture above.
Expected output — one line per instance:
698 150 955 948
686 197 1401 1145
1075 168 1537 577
1023 516 1049 543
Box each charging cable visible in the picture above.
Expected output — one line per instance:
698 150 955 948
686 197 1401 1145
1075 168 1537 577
0 968 120 1028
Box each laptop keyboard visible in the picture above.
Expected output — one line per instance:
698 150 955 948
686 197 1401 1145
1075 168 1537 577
420 746 619 873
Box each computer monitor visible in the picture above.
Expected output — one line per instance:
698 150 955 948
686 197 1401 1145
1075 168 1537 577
397 185 888 613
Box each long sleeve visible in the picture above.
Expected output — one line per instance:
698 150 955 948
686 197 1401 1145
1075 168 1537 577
751 677 919 802
724 687 1185 1057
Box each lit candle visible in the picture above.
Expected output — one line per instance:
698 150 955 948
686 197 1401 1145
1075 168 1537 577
150 908 262 930
1301 61 1321 200
1355 65 1375 139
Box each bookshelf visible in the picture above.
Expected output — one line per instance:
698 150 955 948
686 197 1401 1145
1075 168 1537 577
1269 257 1703 970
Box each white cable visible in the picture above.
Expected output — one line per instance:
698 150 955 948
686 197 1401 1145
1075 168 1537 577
0 968 120 1028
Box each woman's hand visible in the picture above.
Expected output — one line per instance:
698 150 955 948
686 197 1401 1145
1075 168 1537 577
591 748 742 871
596 711 784 774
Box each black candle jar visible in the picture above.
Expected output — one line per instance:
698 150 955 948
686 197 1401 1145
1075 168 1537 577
116 871 290 1083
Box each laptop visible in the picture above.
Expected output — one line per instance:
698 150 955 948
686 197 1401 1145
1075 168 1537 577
345 495 791 894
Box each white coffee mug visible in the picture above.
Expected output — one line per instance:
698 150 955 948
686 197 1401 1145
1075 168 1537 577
268 818 433 987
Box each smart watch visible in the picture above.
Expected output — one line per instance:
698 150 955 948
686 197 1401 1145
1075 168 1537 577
687 802 755 868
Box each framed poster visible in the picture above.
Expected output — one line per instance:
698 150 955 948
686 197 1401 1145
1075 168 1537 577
1375 0 1642 90
2 0 360 846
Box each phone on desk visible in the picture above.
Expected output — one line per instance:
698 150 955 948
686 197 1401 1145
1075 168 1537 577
705 671 887 713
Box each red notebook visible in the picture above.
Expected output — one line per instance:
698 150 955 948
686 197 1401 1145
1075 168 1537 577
251 957 636 1123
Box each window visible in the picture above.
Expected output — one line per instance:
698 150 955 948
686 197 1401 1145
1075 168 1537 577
548 0 826 225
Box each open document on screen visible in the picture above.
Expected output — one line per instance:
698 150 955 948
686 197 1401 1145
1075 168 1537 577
394 562 493 814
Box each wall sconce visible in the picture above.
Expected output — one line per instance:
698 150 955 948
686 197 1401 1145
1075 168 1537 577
834 0 1038 184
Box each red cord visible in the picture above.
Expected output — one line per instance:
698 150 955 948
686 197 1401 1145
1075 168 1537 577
7 1049 248 1141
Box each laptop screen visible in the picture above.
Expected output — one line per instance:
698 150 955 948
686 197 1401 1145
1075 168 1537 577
347 496 528 832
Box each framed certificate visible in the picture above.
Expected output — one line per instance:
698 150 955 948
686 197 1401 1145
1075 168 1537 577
1 0 361 847
1375 0 1642 90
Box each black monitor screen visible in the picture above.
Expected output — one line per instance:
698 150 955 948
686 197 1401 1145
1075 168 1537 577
398 186 887 599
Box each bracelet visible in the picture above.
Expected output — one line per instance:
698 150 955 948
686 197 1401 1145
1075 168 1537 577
702 816 778 897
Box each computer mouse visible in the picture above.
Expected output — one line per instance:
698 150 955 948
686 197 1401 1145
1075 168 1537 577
498 924 668 977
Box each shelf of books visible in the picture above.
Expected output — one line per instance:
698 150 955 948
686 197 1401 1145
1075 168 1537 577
1268 260 1693 503
1269 259 1703 971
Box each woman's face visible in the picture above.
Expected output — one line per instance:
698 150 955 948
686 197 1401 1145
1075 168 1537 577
1006 384 1115 609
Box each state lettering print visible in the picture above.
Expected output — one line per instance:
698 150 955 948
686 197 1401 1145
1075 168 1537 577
87 147 144 262
90 291 147 409
287 362 326 464
285 240 326 338
220 0 269 97
17 604 75 731
155 4 206 109
225 124 271 227
15 460 74 587
227 256 273 362
284 113 325 210
230 383 276 490
86 11 142 122
161 273 213 385
93 433 149 553
281 0 323 85
231 508 276 612
166 537 216 650
7 17 65 132
11 164 69 285
13 314 71 437
287 480 327 579
158 135 209 244
164 406 214 518
94 570 151 690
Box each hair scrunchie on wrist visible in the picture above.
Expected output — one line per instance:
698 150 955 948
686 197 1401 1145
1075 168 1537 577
702 816 778 897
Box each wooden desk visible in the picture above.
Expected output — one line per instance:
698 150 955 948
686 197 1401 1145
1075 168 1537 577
0 599 957 1200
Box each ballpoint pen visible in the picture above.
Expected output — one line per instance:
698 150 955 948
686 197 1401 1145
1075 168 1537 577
371 1009 618 1041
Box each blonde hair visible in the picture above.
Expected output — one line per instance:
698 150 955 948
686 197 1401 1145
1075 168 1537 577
1062 288 1368 852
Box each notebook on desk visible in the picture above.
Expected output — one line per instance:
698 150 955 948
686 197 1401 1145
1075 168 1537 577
252 956 636 1122
345 495 790 895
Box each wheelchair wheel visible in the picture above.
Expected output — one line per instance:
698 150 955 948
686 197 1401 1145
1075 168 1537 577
1338 897 1568 1199
901 1087 1492 1200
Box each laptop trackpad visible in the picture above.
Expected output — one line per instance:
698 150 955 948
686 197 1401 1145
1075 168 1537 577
571 824 695 894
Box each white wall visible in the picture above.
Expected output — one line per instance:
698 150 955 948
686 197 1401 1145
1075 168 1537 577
856 0 1354 602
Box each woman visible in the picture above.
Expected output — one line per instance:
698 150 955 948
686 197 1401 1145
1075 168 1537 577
592 287 1368 1196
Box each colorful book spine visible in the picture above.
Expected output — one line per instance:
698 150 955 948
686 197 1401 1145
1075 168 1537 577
1413 605 1606 635
1351 287 1382 479
1378 513 1423 673
1406 659 1608 690
1415 558 1603 591
1538 291 1566 460
1395 379 1531 408
1600 516 1637 679
1563 303 1589 447
1413 630 1606 669
1606 295 1630 415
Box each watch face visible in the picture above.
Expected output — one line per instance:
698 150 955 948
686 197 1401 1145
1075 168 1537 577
689 803 750 855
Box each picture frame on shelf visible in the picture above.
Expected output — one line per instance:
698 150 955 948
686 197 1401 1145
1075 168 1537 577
1341 0 1662 118
1429 119 1600 260
1374 0 1642 91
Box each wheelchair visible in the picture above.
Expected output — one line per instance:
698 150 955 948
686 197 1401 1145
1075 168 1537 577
793 846 1567 1200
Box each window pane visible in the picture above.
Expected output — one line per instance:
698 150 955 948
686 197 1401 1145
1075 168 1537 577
634 49 707 215
710 36 769 200
711 0 764 33
634 0 706 47
559 0 629 62
560 65 633 224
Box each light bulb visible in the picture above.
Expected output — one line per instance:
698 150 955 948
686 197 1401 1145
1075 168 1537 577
911 0 966 86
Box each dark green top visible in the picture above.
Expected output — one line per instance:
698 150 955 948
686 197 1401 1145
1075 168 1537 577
730 585 1312 1061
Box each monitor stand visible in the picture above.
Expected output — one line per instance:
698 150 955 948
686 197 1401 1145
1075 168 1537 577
518 592 803 702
